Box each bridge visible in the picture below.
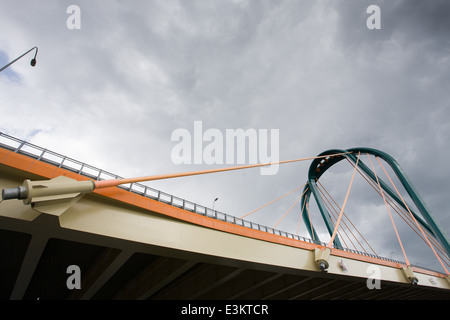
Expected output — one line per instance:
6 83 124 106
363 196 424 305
0 132 449 301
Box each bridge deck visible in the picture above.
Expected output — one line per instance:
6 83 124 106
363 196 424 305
0 135 449 300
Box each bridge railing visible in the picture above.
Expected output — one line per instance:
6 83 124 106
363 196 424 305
0 132 410 267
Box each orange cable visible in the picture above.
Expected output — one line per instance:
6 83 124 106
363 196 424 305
240 184 305 219
345 157 434 252
318 180 376 255
367 155 410 266
377 157 449 274
317 183 351 249
345 158 414 224
306 202 315 241
296 191 308 235
273 188 308 229
320 180 373 254
327 152 361 248
355 156 446 260
318 180 364 251
95 152 352 189
347 159 449 266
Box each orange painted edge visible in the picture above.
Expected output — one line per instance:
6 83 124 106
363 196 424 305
0 148 447 279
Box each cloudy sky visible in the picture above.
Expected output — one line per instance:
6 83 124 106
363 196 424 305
1 0 449 272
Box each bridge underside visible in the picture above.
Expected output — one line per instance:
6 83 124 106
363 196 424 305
1 194 449 300
0 145 449 301
1 212 449 300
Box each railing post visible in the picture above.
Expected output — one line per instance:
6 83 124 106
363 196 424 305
78 163 85 174
38 149 46 161
14 141 26 153
58 156 67 168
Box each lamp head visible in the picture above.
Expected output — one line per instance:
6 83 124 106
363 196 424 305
30 46 38 67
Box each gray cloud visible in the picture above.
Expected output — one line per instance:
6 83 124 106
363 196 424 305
0 0 448 272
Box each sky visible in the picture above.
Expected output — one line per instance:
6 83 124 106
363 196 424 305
0 0 449 273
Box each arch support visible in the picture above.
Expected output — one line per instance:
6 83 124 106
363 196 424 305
300 147 450 257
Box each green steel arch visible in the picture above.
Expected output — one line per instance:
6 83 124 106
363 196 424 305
300 147 450 258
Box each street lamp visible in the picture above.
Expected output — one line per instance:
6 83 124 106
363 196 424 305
213 197 218 211
0 46 39 73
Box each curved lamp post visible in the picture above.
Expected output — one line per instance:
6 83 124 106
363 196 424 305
0 46 38 73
